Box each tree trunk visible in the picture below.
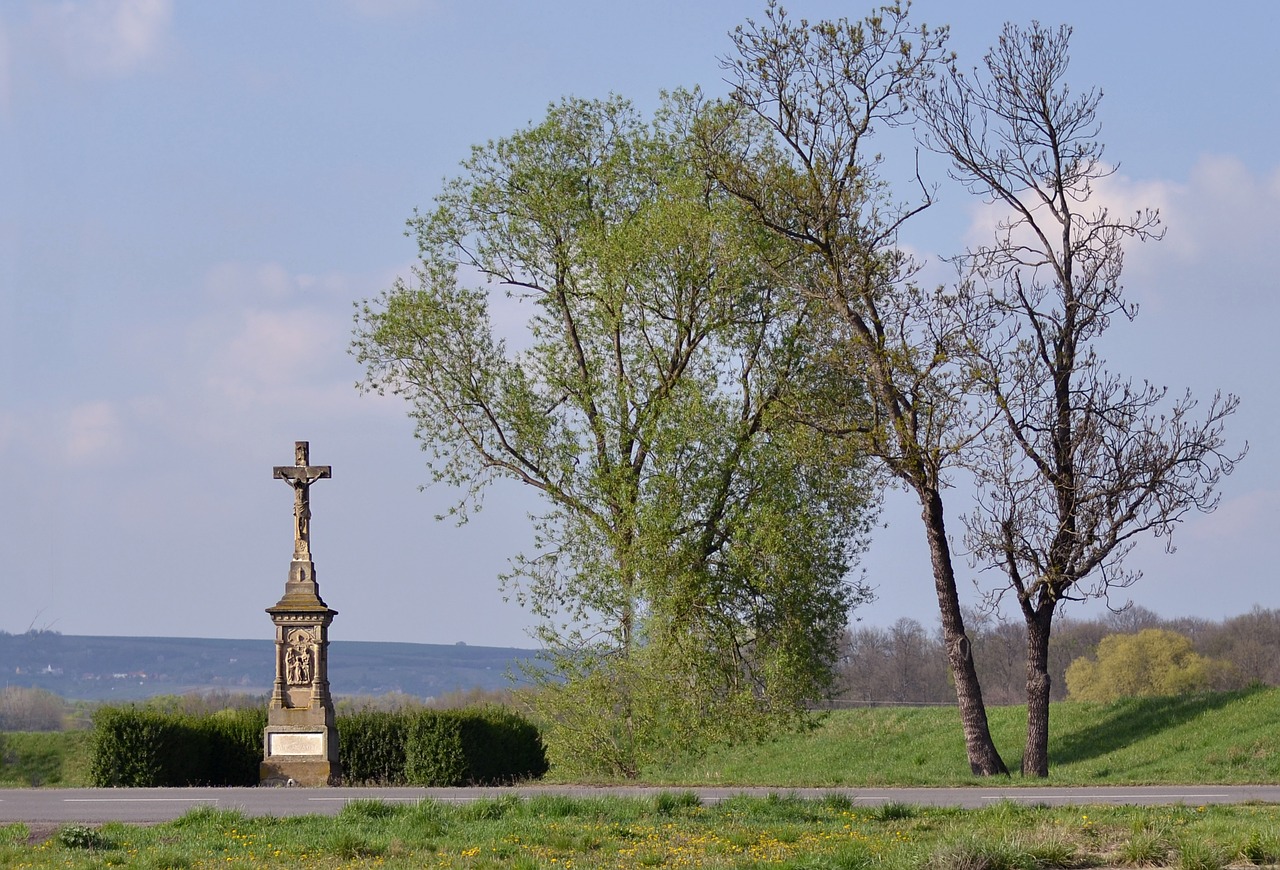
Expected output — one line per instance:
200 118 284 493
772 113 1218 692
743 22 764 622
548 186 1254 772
920 489 1008 776
1022 605 1054 777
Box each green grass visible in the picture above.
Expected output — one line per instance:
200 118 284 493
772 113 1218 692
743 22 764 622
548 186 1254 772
0 730 93 787
641 686 1280 785
5 795 1280 868
9 687 1280 788
8 691 1280 866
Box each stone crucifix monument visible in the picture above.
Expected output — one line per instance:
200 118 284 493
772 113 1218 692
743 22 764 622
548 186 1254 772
260 440 341 786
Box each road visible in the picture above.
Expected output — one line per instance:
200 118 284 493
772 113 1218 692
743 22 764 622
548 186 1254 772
3 785 1279 825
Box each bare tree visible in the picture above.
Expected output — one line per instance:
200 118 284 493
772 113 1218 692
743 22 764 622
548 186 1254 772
918 22 1244 776
964 609 1025 705
701 1 1008 775
0 687 67 731
1199 607 1280 686
837 619 952 704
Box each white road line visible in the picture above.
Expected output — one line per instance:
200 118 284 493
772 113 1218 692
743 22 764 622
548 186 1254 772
979 794 1231 801
63 798 219 803
307 797 435 802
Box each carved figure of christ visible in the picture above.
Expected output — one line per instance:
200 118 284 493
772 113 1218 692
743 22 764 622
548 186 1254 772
273 441 331 560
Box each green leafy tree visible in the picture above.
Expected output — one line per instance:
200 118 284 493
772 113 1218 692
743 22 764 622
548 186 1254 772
698 2 1008 775
1065 629 1232 703
917 22 1243 776
353 95 878 777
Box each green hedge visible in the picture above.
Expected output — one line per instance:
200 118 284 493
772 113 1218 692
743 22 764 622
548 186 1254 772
344 706 547 786
90 704 547 787
338 710 412 785
89 707 265 787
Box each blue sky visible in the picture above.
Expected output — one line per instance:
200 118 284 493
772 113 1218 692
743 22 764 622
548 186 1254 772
1 0 1275 647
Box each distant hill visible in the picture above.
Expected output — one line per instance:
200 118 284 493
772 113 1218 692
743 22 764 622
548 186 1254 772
0 632 539 701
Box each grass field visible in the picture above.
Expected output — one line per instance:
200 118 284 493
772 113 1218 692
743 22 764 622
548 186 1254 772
5 793 1280 868
5 689 1280 866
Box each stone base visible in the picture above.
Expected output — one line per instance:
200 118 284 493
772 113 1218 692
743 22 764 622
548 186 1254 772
261 725 340 786
260 758 342 787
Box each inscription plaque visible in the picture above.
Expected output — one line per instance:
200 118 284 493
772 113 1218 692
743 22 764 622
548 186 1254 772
268 732 326 756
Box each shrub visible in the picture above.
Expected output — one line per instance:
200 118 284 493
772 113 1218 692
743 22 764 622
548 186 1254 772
466 706 548 784
193 708 266 786
338 710 411 785
1066 629 1234 702
89 707 263 787
90 708 175 787
405 711 468 786
55 824 115 850
90 704 544 787
404 707 547 786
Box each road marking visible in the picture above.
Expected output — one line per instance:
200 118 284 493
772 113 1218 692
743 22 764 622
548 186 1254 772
308 797 442 802
64 798 219 803
979 794 1231 801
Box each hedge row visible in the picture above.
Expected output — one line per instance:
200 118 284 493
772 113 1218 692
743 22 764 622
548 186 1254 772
90 707 265 787
89 705 547 787
342 706 548 786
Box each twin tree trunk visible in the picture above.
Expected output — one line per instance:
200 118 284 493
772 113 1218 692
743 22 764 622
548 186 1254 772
921 489 1008 776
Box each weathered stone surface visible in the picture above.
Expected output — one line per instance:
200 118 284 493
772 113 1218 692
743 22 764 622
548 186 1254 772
259 758 341 788
263 441 341 786
272 441 331 562
267 732 325 755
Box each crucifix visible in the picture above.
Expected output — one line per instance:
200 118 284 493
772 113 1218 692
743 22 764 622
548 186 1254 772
264 439 341 786
273 441 331 560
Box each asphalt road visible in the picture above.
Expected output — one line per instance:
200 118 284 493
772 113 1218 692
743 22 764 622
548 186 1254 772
3 785 1280 824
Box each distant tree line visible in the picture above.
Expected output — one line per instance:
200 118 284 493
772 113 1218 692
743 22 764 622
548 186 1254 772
834 606 1280 706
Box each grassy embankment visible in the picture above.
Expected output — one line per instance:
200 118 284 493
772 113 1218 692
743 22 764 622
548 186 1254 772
648 687 1280 786
0 730 92 787
4 687 1279 788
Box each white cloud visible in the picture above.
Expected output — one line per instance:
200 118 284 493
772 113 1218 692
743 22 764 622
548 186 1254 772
208 307 344 400
0 399 128 466
203 262 299 304
64 400 125 462
1147 155 1277 259
1185 489 1280 546
160 261 398 444
32 0 171 78
958 163 1174 258
955 155 1280 314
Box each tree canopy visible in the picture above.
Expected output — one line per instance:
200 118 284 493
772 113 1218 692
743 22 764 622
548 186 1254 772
353 94 878 777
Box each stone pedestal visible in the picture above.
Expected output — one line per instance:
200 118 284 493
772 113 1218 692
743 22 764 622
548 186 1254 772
261 442 341 787
260 566 340 786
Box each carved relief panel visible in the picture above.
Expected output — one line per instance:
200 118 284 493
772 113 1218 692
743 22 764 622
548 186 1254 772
285 628 315 686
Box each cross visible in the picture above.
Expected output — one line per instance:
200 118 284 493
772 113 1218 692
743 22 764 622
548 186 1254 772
273 441 331 560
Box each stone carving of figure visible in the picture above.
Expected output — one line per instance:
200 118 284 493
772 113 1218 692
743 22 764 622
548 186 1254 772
295 495 310 547
273 442 330 561
285 629 314 686
285 645 312 685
